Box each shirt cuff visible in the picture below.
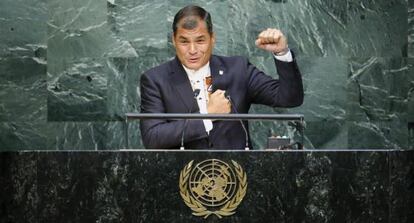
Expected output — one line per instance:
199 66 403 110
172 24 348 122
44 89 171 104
273 49 293 62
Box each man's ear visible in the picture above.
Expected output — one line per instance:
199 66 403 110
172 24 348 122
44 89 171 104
212 32 216 44
172 33 176 47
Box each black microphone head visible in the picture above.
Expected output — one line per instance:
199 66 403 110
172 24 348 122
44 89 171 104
225 92 231 100
193 89 200 97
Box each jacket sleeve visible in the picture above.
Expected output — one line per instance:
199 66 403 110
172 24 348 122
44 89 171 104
247 53 304 107
139 73 208 149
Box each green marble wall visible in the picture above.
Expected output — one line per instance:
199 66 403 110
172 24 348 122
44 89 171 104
0 0 413 150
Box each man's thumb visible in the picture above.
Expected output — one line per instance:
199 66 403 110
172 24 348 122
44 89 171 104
255 38 262 47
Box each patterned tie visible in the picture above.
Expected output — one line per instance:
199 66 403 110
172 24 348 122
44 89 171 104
205 75 213 95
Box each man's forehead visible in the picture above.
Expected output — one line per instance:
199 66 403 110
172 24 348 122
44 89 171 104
175 25 211 38
175 30 209 38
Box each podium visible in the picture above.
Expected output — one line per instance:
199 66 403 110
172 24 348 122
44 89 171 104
1 150 413 222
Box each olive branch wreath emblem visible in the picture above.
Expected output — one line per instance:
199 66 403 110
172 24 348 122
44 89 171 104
179 160 247 219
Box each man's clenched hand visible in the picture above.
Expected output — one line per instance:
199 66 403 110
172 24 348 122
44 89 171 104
255 28 288 55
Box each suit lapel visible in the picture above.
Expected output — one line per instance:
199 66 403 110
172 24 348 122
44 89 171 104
169 57 198 112
210 55 226 91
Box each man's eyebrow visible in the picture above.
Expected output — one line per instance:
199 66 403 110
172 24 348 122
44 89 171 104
177 36 188 40
176 35 207 40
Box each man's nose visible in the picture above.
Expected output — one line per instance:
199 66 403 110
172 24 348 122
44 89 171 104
189 43 197 54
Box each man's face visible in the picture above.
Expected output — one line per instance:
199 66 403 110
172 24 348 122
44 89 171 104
172 18 215 70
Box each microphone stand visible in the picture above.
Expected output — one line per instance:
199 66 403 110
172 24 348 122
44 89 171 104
227 95 250 151
180 89 201 150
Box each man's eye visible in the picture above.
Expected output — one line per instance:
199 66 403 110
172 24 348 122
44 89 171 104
197 39 205 43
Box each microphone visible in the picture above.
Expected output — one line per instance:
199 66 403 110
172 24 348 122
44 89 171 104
180 89 201 150
226 95 250 150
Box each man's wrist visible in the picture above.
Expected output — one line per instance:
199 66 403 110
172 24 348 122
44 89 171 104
274 47 289 56
273 48 293 62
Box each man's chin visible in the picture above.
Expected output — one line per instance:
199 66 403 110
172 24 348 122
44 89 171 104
184 62 202 70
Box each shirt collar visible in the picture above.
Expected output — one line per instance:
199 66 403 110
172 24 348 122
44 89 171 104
182 62 210 77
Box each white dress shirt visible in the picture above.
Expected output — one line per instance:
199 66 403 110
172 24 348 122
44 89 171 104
182 63 214 133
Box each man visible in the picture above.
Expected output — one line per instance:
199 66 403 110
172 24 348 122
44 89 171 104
140 5 303 149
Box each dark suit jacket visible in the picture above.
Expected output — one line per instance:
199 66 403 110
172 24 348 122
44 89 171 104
140 54 303 149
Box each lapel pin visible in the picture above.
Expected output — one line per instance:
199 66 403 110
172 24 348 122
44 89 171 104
219 70 224 75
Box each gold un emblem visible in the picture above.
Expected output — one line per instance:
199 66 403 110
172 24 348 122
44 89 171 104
179 159 247 219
